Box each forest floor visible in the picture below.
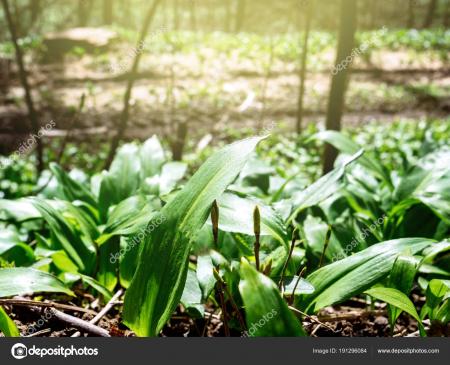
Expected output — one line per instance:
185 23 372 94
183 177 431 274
4 293 446 337
1 37 449 155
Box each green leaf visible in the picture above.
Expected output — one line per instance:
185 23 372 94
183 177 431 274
364 287 423 334
0 268 74 297
239 259 305 337
393 148 450 224
299 238 434 312
214 192 288 246
312 131 390 183
282 276 315 295
140 135 166 178
387 255 420 327
32 199 97 274
0 306 19 337
97 196 156 245
180 268 204 317
98 143 141 221
123 136 265 336
158 162 187 195
80 274 113 301
288 150 363 223
0 199 41 222
0 227 34 259
49 163 97 207
421 279 450 321
196 254 216 301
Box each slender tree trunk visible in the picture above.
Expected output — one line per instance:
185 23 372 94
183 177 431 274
423 0 438 28
1 0 43 173
235 0 246 32
323 0 357 174
173 0 180 30
103 0 113 25
408 0 415 28
190 0 197 31
105 0 163 169
296 0 313 134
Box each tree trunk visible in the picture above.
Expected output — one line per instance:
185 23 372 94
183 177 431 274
235 0 246 32
105 0 163 169
322 0 357 174
296 0 313 134
103 0 113 25
1 0 44 173
423 0 438 28
407 0 415 28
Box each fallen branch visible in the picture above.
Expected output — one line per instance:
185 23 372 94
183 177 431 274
317 310 387 322
288 306 335 332
0 299 95 314
71 288 123 337
47 308 110 337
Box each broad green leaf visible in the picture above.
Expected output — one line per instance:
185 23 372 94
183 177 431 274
98 143 141 221
421 279 450 320
239 259 305 336
435 300 450 324
140 135 166 178
298 215 346 265
0 228 34 259
80 274 113 301
97 237 119 292
49 163 97 207
0 199 41 222
123 137 265 336
158 162 187 195
0 306 19 337
364 287 423 334
288 150 363 223
393 148 450 224
214 192 288 246
196 254 216 301
387 255 420 326
97 196 156 245
299 238 434 312
282 276 315 295
0 268 74 297
180 268 204 317
312 131 391 183
32 199 97 274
